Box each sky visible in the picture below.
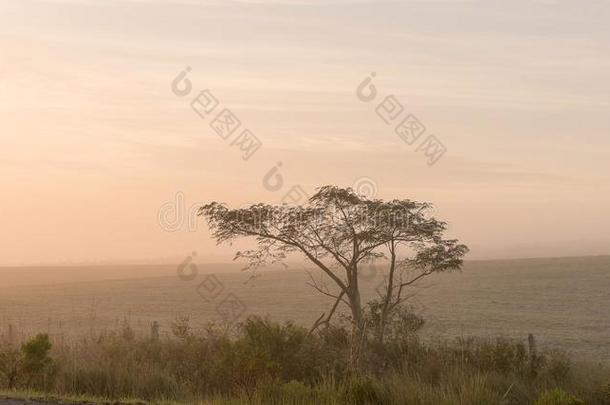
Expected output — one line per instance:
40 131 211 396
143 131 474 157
0 0 609 266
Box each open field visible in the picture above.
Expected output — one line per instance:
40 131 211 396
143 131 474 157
1 256 609 363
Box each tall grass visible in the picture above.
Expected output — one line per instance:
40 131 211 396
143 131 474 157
0 316 608 404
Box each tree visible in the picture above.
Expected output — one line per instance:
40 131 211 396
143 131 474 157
199 186 468 353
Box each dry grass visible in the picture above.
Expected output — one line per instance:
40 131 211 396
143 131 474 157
0 316 608 405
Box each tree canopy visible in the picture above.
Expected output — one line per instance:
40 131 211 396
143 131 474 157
200 185 469 345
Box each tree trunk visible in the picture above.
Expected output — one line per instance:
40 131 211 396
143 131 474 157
350 291 362 325
347 286 365 369
379 246 396 344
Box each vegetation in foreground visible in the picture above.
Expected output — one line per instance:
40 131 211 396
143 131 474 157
0 311 608 405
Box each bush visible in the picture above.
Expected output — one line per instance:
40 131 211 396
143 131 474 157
455 337 529 375
22 334 53 373
233 316 341 385
0 333 54 390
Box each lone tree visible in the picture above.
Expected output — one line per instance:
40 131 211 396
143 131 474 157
200 186 468 346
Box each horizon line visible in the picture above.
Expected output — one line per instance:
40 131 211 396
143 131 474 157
2 253 609 269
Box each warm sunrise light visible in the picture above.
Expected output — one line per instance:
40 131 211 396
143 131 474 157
0 1 608 403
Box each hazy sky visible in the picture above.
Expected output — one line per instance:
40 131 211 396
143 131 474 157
1 0 609 266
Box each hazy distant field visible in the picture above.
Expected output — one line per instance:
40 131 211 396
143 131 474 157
1 256 608 363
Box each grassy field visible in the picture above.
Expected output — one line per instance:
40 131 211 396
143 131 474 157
1 315 609 405
0 255 608 363
0 256 609 404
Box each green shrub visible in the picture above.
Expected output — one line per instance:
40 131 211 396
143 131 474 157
235 316 340 384
0 334 55 389
21 333 53 375
456 337 529 375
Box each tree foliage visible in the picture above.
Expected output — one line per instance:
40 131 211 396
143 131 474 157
200 185 469 348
